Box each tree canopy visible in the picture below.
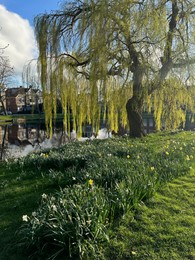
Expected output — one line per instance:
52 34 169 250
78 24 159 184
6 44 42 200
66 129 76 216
35 0 195 137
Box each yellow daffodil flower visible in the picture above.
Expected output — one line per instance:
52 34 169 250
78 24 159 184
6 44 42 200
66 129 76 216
88 179 94 186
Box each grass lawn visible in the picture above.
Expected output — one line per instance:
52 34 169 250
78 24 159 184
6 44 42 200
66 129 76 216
0 131 195 259
107 168 195 259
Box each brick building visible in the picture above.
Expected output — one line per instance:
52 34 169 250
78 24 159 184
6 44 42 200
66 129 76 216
5 86 43 114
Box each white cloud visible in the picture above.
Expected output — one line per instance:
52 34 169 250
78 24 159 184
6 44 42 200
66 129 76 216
0 5 37 85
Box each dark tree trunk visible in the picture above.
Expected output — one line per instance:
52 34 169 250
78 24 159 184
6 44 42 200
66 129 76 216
0 97 7 115
126 56 145 138
0 125 7 160
126 96 145 138
125 40 146 138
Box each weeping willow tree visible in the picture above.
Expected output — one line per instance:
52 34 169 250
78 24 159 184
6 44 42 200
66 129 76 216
34 0 195 137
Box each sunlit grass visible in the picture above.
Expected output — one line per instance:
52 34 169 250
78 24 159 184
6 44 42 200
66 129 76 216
107 168 195 259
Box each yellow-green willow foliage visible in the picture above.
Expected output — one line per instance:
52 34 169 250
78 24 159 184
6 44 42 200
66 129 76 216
103 78 132 133
148 79 195 131
41 55 132 137
34 0 195 137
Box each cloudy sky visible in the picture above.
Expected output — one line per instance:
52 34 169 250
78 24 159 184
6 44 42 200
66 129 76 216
0 0 61 86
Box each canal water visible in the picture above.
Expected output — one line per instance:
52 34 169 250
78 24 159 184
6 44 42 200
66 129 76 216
0 120 111 160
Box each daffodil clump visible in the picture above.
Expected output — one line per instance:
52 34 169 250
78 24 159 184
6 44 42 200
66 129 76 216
19 184 109 259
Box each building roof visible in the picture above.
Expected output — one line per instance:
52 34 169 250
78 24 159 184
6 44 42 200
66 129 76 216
6 86 42 97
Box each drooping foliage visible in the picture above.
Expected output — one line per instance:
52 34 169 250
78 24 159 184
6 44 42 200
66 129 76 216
148 79 195 130
34 0 195 137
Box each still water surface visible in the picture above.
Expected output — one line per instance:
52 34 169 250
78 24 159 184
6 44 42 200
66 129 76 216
0 121 109 160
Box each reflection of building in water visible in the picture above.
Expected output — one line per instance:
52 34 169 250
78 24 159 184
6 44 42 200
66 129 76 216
8 123 46 146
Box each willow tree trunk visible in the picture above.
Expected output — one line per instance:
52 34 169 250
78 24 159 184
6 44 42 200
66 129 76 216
0 97 7 115
126 58 146 138
126 95 145 138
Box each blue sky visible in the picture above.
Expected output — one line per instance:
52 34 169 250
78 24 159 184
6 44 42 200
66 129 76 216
0 0 61 25
0 0 62 85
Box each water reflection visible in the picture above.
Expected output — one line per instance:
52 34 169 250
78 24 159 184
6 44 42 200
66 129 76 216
0 121 70 160
0 121 112 160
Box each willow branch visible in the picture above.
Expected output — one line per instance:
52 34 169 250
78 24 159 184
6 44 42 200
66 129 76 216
173 57 195 68
57 53 90 66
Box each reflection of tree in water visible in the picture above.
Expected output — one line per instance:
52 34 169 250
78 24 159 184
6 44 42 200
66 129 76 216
0 125 8 160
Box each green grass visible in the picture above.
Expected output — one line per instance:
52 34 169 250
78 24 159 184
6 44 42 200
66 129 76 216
106 168 195 260
0 166 55 259
0 115 13 122
0 131 195 259
0 113 64 123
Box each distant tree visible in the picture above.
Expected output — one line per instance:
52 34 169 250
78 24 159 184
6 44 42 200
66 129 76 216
35 0 195 137
23 60 40 89
0 45 14 114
